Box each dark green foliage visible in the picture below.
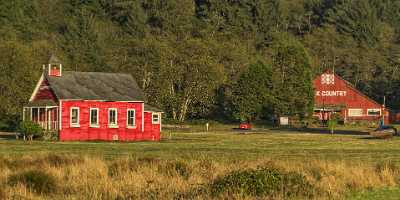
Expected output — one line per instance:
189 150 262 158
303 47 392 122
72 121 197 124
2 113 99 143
8 170 58 194
269 33 314 118
327 0 383 46
18 120 43 139
210 167 314 198
232 61 273 121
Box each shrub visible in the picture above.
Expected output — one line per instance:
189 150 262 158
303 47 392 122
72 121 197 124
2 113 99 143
18 121 43 140
42 130 58 141
8 170 58 194
210 167 314 198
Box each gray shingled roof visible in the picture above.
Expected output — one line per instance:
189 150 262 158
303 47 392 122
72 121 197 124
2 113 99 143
48 54 61 64
46 71 145 101
144 104 163 112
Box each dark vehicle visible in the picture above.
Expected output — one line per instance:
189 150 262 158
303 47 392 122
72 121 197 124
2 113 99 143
370 126 398 139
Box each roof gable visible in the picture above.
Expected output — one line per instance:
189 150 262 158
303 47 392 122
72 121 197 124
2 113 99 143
46 71 145 101
314 72 382 107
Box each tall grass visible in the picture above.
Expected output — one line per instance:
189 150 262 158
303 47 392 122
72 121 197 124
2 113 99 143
0 154 398 199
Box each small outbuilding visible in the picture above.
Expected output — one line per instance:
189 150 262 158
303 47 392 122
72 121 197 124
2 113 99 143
313 71 389 125
23 55 162 141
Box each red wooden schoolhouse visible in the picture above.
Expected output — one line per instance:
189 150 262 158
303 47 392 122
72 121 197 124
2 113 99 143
313 71 390 124
23 55 162 141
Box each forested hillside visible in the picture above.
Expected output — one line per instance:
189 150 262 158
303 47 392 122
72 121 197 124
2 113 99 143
1 0 400 128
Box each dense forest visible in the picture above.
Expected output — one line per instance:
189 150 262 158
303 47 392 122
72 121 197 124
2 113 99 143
1 0 400 129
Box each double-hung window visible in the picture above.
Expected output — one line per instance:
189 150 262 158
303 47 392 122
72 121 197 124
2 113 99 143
70 107 80 127
108 108 118 128
127 109 135 128
90 108 99 127
152 113 160 124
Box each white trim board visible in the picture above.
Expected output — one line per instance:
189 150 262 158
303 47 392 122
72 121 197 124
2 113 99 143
126 109 136 128
70 107 80 127
108 108 118 128
89 108 100 128
59 100 62 130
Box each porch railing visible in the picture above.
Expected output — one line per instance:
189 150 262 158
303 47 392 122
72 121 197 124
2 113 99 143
23 106 59 131
36 121 58 131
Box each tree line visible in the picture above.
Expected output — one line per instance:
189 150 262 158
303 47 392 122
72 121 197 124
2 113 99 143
1 0 400 129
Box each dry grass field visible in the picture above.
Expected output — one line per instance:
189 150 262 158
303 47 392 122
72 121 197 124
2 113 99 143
0 127 400 199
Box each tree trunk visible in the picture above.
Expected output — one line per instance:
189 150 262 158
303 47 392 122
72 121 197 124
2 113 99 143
178 97 190 122
172 108 177 121
169 83 177 120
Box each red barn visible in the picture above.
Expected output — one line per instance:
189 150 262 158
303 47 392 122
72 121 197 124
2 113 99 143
23 55 162 141
313 71 389 125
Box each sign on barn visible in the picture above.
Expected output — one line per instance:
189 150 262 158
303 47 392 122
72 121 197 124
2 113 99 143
313 71 389 124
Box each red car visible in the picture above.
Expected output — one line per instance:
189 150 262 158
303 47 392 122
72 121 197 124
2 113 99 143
239 123 252 130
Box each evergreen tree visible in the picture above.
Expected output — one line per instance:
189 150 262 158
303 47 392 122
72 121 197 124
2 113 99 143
232 62 273 122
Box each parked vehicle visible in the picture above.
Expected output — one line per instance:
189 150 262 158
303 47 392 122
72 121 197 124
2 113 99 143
239 123 252 130
370 125 398 139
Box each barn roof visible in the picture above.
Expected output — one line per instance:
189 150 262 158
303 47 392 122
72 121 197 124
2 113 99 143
46 71 145 101
314 71 383 108
333 73 382 106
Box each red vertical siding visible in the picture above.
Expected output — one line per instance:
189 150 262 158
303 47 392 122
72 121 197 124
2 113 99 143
59 101 160 141
33 79 57 102
314 73 387 123
144 112 161 141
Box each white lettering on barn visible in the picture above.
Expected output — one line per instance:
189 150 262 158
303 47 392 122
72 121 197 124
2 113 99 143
315 91 347 97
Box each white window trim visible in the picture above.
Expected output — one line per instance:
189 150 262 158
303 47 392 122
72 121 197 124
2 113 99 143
126 109 136 128
367 108 381 116
348 108 363 117
70 107 80 127
152 113 160 124
90 108 99 128
108 108 118 128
